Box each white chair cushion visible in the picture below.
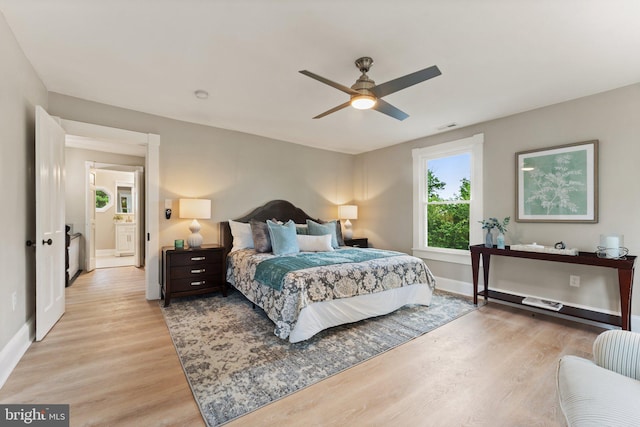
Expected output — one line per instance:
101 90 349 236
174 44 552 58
557 355 640 426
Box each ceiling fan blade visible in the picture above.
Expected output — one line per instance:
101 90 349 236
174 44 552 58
371 65 441 98
299 70 360 96
372 99 409 121
312 101 351 119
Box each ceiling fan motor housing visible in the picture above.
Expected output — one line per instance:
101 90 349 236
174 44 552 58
352 57 376 97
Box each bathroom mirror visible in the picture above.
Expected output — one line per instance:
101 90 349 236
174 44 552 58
116 183 134 214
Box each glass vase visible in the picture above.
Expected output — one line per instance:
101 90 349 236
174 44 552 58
484 229 493 248
496 232 505 249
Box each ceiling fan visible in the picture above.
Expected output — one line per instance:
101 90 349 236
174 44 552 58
299 57 441 121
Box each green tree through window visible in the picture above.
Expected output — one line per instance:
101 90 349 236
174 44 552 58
427 169 470 250
96 189 110 209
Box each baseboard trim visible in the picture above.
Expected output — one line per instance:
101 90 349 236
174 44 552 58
96 249 115 257
0 317 34 389
433 275 640 332
434 276 474 296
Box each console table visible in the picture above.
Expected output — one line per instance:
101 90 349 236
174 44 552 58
470 244 636 330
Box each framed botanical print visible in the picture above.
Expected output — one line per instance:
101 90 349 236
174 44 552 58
516 140 598 223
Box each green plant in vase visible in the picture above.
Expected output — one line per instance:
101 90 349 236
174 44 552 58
479 216 510 248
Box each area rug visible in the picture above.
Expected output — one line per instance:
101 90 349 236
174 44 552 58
161 289 475 426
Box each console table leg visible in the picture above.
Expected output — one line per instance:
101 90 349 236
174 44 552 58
482 253 491 302
471 251 480 305
618 268 634 330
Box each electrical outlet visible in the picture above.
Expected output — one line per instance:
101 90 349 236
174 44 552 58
569 275 580 288
12 291 17 311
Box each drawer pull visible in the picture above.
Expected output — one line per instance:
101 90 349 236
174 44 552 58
191 269 206 274
191 256 206 261
191 281 206 286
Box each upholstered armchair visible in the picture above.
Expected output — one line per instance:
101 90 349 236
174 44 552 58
557 329 640 426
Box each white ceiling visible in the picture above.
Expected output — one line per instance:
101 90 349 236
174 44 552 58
2 0 639 154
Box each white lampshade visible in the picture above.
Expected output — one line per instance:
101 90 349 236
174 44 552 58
338 205 358 220
179 199 211 219
179 199 211 248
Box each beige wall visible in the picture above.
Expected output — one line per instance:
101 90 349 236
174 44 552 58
355 83 640 316
0 13 48 352
48 93 356 250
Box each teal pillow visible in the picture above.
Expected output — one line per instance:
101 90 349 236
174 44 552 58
306 219 339 249
267 219 300 255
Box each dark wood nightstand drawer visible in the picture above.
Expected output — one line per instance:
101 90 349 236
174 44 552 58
171 277 218 292
170 264 221 280
170 251 222 267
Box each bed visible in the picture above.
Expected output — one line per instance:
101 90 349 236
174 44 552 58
220 200 436 343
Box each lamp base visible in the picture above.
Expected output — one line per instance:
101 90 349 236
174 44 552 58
343 219 353 240
187 219 204 248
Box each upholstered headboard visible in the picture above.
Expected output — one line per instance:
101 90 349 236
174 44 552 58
219 200 316 257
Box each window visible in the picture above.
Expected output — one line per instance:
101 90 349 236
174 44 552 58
412 134 483 264
95 186 113 212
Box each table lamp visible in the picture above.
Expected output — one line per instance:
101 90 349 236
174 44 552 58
338 205 358 240
179 198 211 248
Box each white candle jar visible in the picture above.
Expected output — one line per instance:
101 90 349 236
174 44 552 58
600 234 624 258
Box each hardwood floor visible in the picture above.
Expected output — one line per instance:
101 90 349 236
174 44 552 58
0 267 204 427
0 267 603 426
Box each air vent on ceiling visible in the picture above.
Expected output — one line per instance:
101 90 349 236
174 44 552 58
437 122 458 131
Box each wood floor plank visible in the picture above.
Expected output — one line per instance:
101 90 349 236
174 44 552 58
0 267 603 426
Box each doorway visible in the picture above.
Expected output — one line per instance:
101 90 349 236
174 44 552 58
60 118 161 300
91 165 144 269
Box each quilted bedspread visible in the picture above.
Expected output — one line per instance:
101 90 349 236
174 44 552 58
226 248 436 340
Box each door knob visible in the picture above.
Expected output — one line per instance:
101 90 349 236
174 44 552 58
43 238 53 245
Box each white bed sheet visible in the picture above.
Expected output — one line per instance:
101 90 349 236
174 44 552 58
289 283 433 343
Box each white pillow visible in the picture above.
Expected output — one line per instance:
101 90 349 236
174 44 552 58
228 220 254 252
296 234 334 252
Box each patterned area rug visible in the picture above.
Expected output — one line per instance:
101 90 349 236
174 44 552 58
161 289 475 426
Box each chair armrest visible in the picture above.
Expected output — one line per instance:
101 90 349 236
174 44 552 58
593 330 640 380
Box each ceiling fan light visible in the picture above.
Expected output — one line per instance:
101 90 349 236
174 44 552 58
351 95 376 110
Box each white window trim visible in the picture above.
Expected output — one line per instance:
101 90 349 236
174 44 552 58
412 133 484 265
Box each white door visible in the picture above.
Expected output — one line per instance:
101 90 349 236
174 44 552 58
35 106 66 341
133 169 142 267
85 163 96 272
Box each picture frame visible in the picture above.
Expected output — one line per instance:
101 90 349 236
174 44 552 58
516 140 598 223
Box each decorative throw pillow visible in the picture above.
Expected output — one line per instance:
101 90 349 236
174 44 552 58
295 224 309 235
228 220 254 252
267 219 300 255
333 219 345 246
250 219 272 253
297 234 334 252
316 218 345 246
306 219 339 249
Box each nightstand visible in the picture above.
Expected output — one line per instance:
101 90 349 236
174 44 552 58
344 237 368 248
162 244 226 306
